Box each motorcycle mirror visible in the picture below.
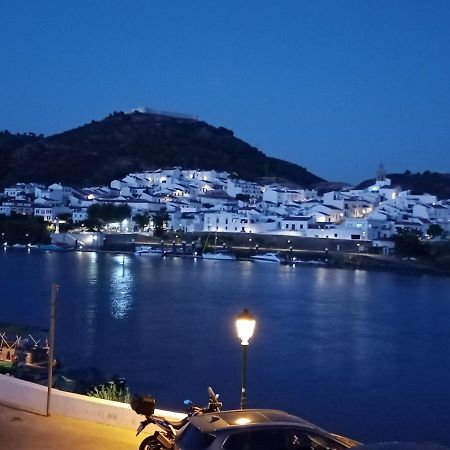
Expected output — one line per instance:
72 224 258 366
207 386 216 398
184 399 192 406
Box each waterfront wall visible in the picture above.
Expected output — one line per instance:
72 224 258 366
51 232 106 249
104 231 372 254
0 374 184 430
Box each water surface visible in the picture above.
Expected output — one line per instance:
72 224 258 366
1 250 449 445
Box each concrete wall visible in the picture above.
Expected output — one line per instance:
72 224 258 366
51 232 106 250
0 374 185 430
105 231 373 253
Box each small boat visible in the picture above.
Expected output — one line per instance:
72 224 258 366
20 345 55 370
250 252 284 263
201 231 236 260
202 251 236 261
134 246 164 256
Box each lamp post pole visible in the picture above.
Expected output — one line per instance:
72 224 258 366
240 343 248 409
46 283 59 416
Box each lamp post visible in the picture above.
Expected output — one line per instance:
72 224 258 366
235 308 256 409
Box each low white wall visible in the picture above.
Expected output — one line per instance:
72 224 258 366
0 374 47 414
0 374 185 430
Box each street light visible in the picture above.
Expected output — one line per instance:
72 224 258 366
235 308 256 409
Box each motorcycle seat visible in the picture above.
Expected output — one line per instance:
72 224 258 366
165 417 187 430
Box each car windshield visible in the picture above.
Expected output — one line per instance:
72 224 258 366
176 423 216 450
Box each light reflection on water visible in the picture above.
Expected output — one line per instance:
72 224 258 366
1 250 450 445
109 256 134 319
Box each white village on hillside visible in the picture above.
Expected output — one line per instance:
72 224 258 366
1 165 449 253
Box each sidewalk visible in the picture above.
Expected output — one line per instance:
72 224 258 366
0 404 137 450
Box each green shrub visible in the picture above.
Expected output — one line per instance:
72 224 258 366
86 383 131 403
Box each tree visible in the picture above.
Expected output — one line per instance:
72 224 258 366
427 224 443 239
236 193 251 202
393 229 429 257
133 213 150 230
87 204 131 229
152 208 169 237
57 212 75 232
0 214 50 245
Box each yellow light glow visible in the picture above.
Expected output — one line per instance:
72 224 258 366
235 309 256 346
235 418 251 425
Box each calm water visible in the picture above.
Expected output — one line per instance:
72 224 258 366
1 250 450 445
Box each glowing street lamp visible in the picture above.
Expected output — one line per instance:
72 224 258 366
235 308 256 409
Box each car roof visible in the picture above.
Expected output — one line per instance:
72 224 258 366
188 409 325 434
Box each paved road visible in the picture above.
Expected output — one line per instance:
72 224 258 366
0 404 137 450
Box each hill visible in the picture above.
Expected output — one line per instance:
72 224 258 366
355 171 450 199
0 111 324 188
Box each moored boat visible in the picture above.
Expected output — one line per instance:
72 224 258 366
202 251 236 261
134 245 164 256
250 252 284 263
12 243 28 249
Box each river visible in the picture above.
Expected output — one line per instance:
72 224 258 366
1 249 450 445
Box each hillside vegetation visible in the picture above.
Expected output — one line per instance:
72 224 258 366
0 111 323 188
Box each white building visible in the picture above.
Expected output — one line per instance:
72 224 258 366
279 216 313 234
263 185 317 204
226 179 262 199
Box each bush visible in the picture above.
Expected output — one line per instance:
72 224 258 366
393 230 430 258
86 382 131 403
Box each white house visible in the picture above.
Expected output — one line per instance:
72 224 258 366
307 204 344 224
72 208 89 223
34 203 70 222
203 210 278 234
0 200 34 216
279 216 313 234
227 179 262 199
262 185 317 205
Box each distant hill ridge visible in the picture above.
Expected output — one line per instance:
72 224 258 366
1 111 449 198
355 171 450 199
0 111 324 189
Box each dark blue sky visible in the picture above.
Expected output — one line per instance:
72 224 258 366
2 1 450 183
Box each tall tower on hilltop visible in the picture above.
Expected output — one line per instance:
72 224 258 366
376 164 386 182
375 163 391 187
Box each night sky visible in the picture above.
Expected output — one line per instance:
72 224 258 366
2 1 450 183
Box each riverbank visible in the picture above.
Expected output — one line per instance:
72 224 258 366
326 252 450 276
48 231 450 276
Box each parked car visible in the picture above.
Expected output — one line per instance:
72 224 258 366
353 443 450 450
174 408 360 450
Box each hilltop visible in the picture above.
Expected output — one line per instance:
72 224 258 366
0 111 323 188
355 171 450 199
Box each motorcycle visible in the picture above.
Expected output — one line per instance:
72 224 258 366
130 386 222 450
